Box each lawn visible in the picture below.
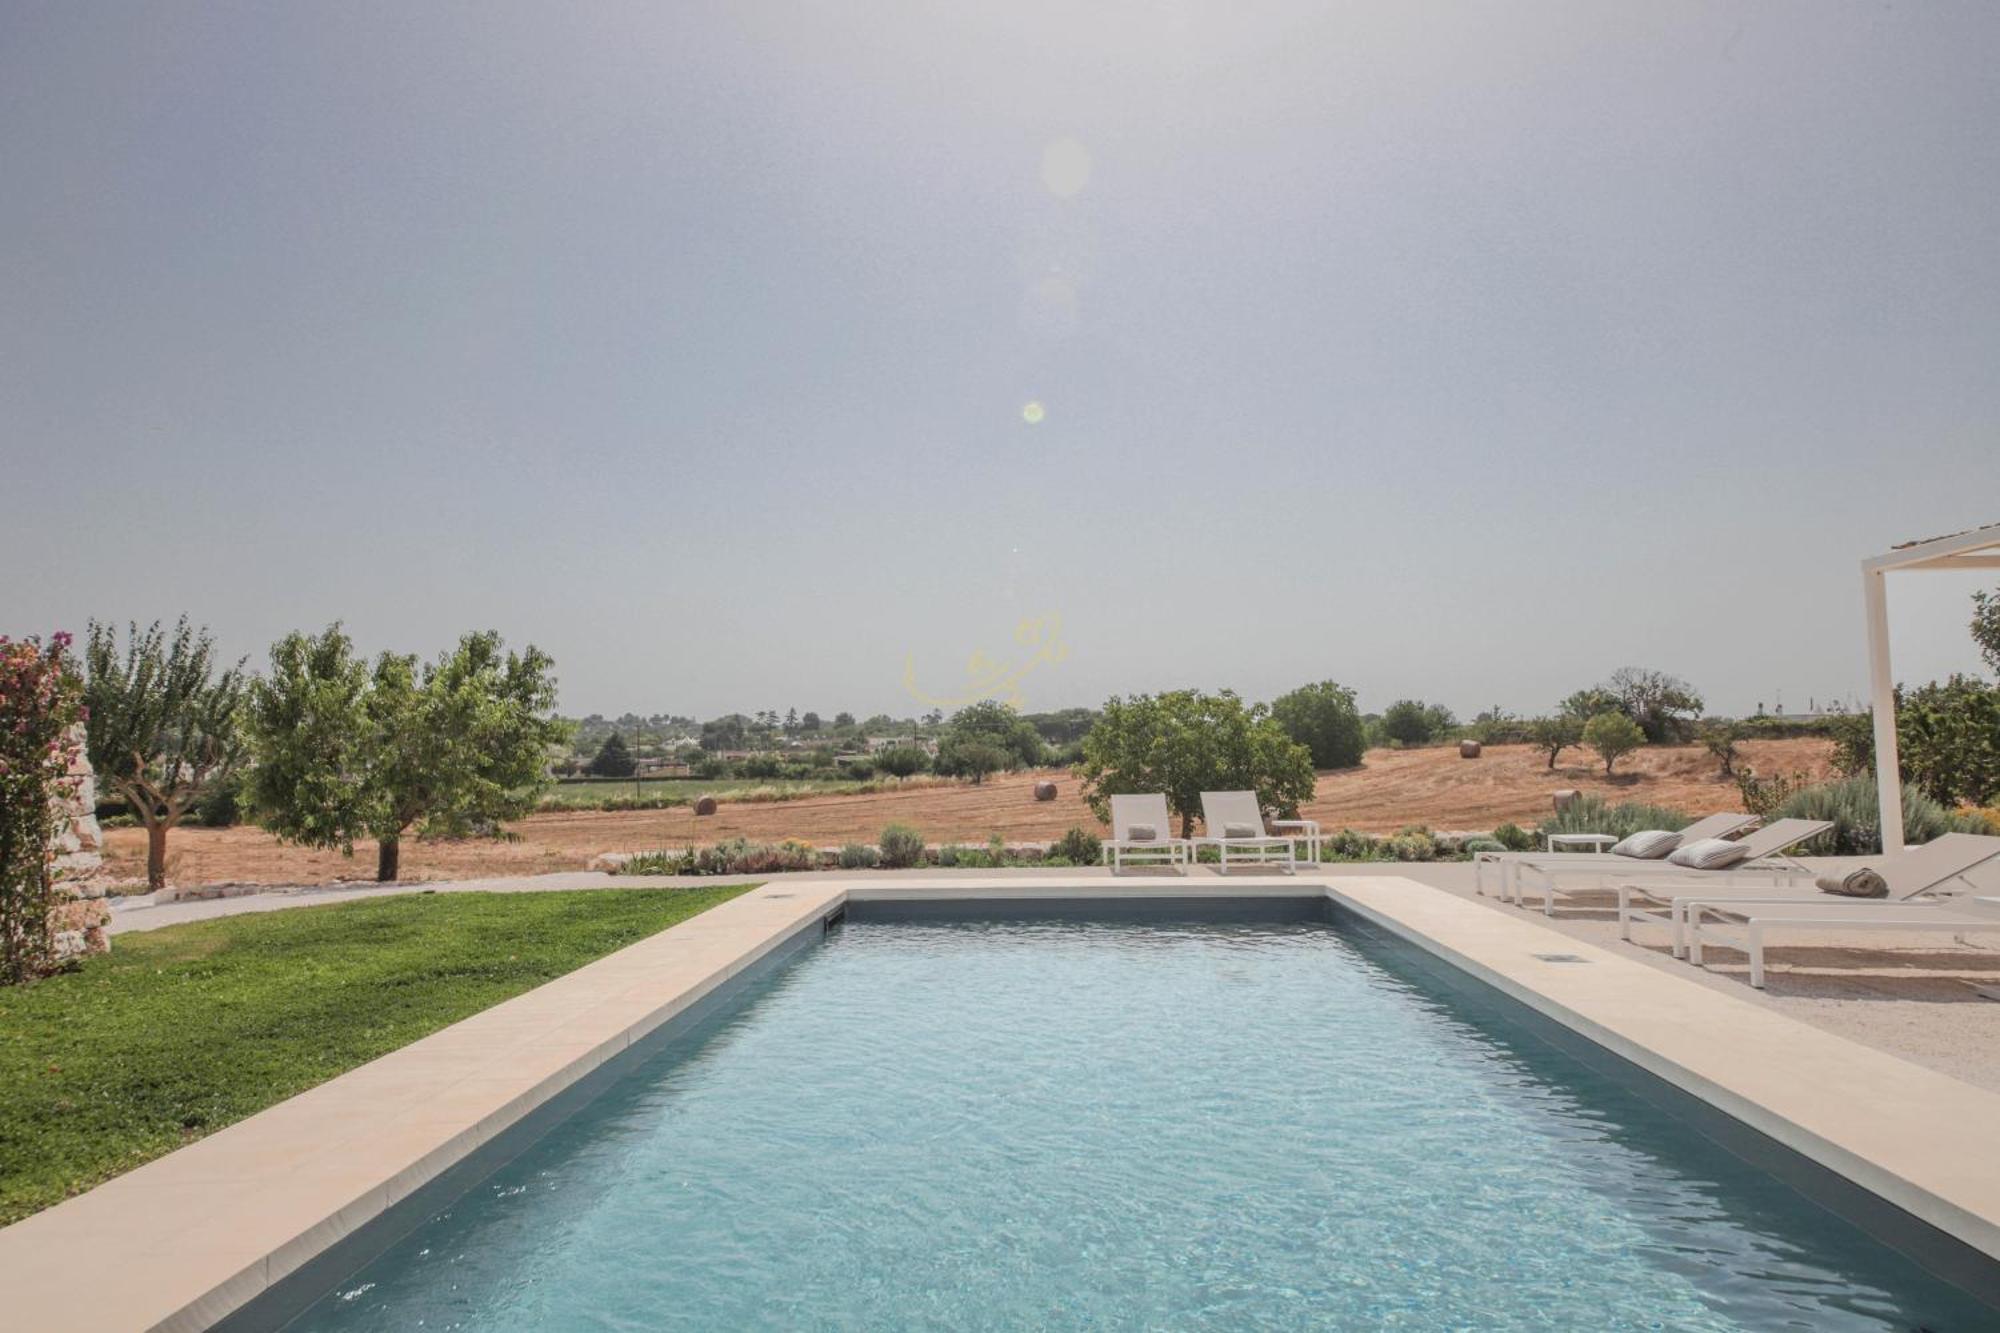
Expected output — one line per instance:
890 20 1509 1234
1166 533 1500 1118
0 885 751 1224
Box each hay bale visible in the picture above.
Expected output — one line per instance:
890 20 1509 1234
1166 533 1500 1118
1459 740 1482 759
1033 780 1058 802
1552 789 1579 813
694 795 719 816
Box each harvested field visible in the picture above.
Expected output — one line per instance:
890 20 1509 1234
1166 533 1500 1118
105 739 1839 888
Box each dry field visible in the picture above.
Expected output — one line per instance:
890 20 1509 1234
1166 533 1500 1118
105 739 1839 888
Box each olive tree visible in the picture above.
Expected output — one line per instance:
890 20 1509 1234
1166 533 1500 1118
1583 712 1646 776
1078 689 1316 838
84 619 249 889
936 701 1045 778
1527 714 1582 770
245 625 566 881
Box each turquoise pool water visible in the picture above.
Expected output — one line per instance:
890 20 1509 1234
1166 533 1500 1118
282 913 1992 1330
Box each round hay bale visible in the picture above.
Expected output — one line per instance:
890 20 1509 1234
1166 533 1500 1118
694 795 719 817
1552 789 1580 813
1033 780 1058 802
1459 740 1482 759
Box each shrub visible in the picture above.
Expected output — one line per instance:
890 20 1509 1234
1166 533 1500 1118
1735 768 1811 820
1387 826 1440 861
878 823 926 869
837 843 879 869
1381 699 1455 746
1325 828 1386 861
935 702 1044 778
1051 826 1102 865
586 731 636 778
1539 795 1691 841
1817 680 2000 808
738 754 783 780
875 746 930 779
1492 822 1535 852
1270 681 1366 769
1582 712 1645 775
843 758 877 781
1770 775 1996 856
1463 837 1505 854
192 769 246 828
1699 722 1742 778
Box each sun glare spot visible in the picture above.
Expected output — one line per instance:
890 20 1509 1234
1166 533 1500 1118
1021 401 1046 425
1040 139 1091 198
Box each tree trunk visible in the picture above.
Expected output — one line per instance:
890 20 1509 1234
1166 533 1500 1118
146 821 169 889
377 836 401 882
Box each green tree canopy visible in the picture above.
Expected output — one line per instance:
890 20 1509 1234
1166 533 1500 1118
1973 588 2000 675
588 731 636 778
1269 681 1365 769
1077 689 1316 838
874 746 930 779
1380 699 1454 746
1604 666 1705 742
245 626 566 881
936 701 1045 778
1582 712 1646 775
83 619 249 889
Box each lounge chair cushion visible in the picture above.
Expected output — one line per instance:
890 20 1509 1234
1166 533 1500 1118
1609 830 1679 859
1816 866 1889 898
1127 824 1157 842
1667 837 1752 870
1223 822 1260 839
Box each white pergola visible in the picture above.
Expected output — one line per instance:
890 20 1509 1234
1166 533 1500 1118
1860 521 2000 852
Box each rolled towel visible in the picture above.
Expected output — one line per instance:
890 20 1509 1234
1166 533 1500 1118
1817 866 1888 898
1223 822 1260 839
1127 823 1157 842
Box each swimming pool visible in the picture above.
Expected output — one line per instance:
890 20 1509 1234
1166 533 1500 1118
263 904 1995 1330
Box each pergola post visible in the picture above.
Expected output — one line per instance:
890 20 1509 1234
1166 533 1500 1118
1860 564 1903 853
1856 521 2000 856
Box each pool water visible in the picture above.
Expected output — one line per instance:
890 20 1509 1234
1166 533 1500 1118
282 914 1993 1330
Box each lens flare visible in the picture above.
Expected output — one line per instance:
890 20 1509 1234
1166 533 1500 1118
1021 401 1046 425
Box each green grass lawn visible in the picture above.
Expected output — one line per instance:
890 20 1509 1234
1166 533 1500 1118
0 885 751 1224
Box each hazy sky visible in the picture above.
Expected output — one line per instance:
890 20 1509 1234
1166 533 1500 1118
5 2 1996 720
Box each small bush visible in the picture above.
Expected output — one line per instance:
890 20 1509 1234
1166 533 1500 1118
1051 827 1101 865
1770 775 1996 855
1540 796 1691 841
192 769 245 828
1463 837 1505 854
843 758 877 781
837 843 879 869
1387 825 1440 861
879 823 926 869
1492 822 1535 852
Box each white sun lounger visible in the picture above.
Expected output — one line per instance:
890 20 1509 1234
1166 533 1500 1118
1473 812 1757 900
1512 817 1824 917
1619 829 2000 958
1661 835 2000 986
1100 793 1190 873
1193 791 1313 873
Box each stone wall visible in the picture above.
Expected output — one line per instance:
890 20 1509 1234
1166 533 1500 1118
50 725 110 958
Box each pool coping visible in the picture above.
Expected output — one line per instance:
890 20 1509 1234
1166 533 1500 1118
2 874 1997 1330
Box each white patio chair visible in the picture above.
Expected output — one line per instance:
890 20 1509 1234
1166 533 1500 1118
1193 791 1314 874
1101 793 1191 873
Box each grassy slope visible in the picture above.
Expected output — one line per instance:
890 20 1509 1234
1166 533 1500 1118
0 886 750 1225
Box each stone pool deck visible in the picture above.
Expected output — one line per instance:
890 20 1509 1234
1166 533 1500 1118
10 873 1999 1330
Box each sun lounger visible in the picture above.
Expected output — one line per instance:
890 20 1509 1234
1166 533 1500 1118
1619 829 2000 957
1472 812 1757 900
1101 793 1190 873
1512 817 1824 917
1193 791 1312 873
1691 893 2000 989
